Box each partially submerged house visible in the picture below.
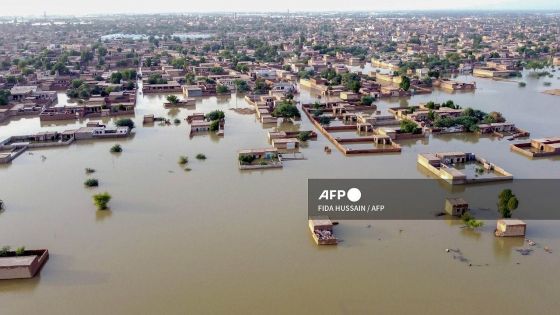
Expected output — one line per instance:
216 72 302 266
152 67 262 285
445 198 469 217
271 138 299 150
308 216 338 245
417 152 513 184
495 219 526 237
434 79 476 91
0 249 49 280
511 137 560 158
238 148 283 170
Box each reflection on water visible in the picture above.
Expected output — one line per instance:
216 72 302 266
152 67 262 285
493 237 526 260
0 72 560 314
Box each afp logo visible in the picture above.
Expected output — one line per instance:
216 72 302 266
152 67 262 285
318 188 361 202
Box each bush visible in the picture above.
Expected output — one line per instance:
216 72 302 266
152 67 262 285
110 144 122 153
196 153 206 160
361 95 375 106
462 213 484 229
399 76 411 91
233 79 250 92
115 118 135 129
216 85 229 94
239 155 255 164
178 156 189 165
318 116 331 125
93 192 112 210
209 120 220 131
166 95 179 104
15 246 25 256
272 102 300 118
205 110 225 121
0 246 10 257
297 131 312 141
174 118 181 124
84 178 99 187
400 119 421 134
312 109 323 117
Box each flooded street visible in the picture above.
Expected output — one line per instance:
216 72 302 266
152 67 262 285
1 69 560 314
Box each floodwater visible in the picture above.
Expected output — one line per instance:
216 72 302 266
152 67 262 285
1 68 560 314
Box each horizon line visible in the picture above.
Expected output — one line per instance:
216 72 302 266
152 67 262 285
2 9 560 18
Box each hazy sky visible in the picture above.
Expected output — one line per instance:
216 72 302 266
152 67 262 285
3 0 560 16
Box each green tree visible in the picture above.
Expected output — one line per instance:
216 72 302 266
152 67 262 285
342 73 361 93
209 120 220 131
210 67 224 74
272 102 300 118
184 73 196 85
361 95 375 106
525 60 549 72
110 72 123 84
205 110 225 121
233 79 249 92
115 118 135 129
166 95 179 104
71 79 84 89
254 78 270 94
239 155 255 165
0 89 11 106
399 76 411 91
400 119 420 133
297 131 312 141
483 111 506 123
498 189 519 218
216 85 229 94
318 116 331 125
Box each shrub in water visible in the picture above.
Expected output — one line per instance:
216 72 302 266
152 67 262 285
110 144 122 153
84 178 99 187
93 192 112 210
178 156 189 165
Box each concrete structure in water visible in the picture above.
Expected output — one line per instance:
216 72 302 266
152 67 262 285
445 198 469 217
238 148 283 170
417 152 513 184
495 219 526 237
511 137 560 158
302 103 403 155
0 249 49 280
0 125 131 164
271 138 299 150
308 216 338 245
434 79 476 92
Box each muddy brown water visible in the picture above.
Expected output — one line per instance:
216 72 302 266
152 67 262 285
1 69 560 314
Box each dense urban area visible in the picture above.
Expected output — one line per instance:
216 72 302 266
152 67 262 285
1 11 560 315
